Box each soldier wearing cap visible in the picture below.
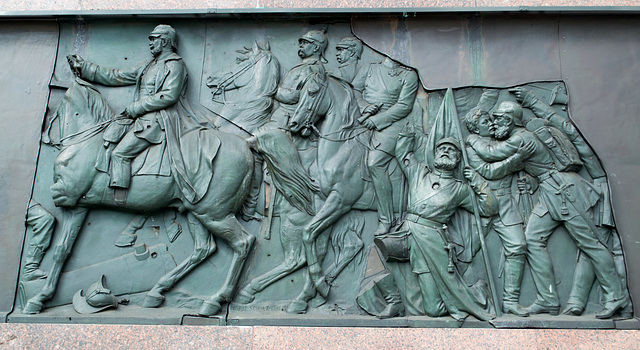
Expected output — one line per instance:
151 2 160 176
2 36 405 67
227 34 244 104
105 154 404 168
352 57 419 236
67 24 206 195
468 100 629 318
332 37 363 83
275 30 328 106
464 107 533 317
383 133 498 321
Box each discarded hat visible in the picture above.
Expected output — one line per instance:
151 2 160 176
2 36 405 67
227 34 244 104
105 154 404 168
72 275 118 314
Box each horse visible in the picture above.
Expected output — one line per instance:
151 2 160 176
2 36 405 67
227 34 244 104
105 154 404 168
22 79 314 317
284 72 408 303
235 72 404 313
206 41 280 136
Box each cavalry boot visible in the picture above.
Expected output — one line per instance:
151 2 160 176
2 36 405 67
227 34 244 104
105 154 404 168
374 221 392 237
22 245 47 281
376 274 405 319
502 255 528 317
240 154 264 221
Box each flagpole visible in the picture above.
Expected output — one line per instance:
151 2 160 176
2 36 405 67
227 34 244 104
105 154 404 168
451 99 502 317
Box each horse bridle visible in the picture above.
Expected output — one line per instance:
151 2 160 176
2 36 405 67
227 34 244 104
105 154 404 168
297 74 371 142
210 51 267 103
46 115 127 148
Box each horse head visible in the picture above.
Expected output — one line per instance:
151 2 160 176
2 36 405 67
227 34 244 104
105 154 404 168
289 72 329 137
49 79 115 207
207 41 280 99
50 79 115 147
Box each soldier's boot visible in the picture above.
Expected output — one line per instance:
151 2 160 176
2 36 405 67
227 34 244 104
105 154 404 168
613 244 633 319
115 215 147 247
240 155 264 221
109 159 132 189
376 274 405 319
22 246 47 281
502 255 529 317
562 252 594 316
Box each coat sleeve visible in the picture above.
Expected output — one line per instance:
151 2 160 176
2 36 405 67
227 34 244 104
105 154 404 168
459 176 498 217
395 133 422 182
467 141 524 181
127 60 187 117
368 69 419 130
467 134 522 162
80 61 141 86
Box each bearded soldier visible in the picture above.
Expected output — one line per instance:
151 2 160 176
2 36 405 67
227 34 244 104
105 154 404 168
468 101 629 318
67 25 212 203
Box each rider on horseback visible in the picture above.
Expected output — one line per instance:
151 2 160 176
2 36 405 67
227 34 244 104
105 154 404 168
352 57 419 235
275 30 328 110
67 25 213 202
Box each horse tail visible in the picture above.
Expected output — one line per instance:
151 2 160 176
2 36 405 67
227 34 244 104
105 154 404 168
253 129 318 216
331 210 365 266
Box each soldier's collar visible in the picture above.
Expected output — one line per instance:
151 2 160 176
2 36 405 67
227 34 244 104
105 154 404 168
155 52 182 63
432 169 455 179
383 57 399 69
301 56 321 65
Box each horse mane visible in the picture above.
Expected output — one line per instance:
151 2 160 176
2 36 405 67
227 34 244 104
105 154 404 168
67 79 116 124
327 75 360 138
254 49 280 97
77 81 116 123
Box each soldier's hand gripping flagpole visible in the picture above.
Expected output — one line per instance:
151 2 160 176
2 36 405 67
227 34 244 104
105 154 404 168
434 88 501 317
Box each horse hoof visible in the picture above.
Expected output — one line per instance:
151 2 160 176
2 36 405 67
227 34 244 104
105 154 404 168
23 299 44 314
114 232 137 247
315 278 330 299
286 300 308 314
309 294 327 308
199 300 222 316
234 288 255 305
142 291 165 308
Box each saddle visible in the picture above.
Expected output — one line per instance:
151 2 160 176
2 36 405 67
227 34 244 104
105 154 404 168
95 121 171 178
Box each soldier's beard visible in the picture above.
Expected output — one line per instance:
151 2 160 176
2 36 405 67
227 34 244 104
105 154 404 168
494 125 511 140
151 46 163 57
434 155 458 171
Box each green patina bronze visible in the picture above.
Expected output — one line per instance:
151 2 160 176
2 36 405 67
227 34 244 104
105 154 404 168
9 16 635 328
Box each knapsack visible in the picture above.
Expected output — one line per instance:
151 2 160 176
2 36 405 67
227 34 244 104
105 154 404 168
526 118 583 172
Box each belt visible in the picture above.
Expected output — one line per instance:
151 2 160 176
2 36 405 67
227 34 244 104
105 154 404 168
493 188 511 196
405 213 447 230
538 170 557 182
405 213 456 273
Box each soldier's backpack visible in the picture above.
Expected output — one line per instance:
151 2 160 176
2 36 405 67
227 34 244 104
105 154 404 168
526 118 583 172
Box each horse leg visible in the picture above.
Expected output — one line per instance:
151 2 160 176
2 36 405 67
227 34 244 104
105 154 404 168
303 191 351 298
23 207 89 314
288 230 331 313
198 214 256 316
235 217 306 304
142 211 216 308
324 212 365 283
325 229 364 283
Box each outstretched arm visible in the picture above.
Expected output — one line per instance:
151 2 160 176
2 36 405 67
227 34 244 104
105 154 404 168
395 132 422 182
460 166 498 217
68 54 140 87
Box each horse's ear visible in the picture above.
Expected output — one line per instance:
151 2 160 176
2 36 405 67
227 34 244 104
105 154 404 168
253 40 260 52
264 41 271 51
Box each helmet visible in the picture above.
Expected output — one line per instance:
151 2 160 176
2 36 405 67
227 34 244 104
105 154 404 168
72 275 119 314
299 30 328 55
336 37 363 59
149 24 178 51
436 137 462 152
493 101 523 126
